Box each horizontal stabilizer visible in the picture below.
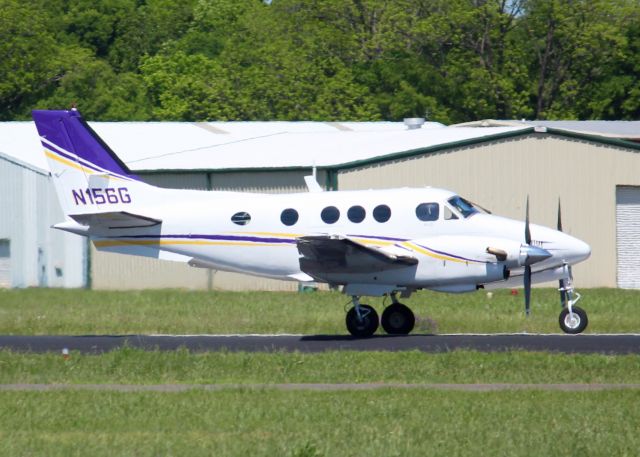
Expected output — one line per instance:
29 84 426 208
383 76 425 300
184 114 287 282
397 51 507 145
297 235 417 280
69 211 161 230
94 242 191 263
288 272 316 282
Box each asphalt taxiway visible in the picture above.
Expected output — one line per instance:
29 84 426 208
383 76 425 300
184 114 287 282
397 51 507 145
1 333 639 354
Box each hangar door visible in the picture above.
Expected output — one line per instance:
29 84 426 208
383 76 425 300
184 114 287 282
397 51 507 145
616 186 640 289
0 239 9 288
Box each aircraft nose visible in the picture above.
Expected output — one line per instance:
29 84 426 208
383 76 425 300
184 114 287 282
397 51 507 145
562 234 591 264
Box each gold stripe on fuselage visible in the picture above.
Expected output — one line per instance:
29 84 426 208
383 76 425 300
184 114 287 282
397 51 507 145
401 242 478 264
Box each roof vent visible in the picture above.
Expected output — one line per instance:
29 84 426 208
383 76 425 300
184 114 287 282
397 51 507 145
404 118 426 130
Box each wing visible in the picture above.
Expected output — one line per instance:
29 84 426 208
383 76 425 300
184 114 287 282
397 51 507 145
296 235 417 281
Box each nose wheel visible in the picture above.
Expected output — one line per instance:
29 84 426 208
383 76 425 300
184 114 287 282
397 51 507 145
559 306 588 334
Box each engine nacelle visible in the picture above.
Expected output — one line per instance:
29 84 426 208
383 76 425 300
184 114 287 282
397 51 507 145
405 236 517 287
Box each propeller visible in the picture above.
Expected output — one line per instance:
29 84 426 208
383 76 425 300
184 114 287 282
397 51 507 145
524 196 531 316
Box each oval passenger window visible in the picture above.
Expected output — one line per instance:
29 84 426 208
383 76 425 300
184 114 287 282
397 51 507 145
321 206 340 224
231 211 251 226
281 208 299 226
373 204 391 223
347 205 366 223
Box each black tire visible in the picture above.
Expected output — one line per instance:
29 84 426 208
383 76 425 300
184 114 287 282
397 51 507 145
559 306 588 334
381 303 415 335
346 305 379 338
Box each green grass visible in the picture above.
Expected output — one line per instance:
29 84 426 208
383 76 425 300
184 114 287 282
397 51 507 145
2 389 640 456
1 348 639 385
1 288 639 455
0 288 639 335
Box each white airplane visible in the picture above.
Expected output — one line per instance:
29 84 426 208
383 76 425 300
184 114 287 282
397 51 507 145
32 109 591 337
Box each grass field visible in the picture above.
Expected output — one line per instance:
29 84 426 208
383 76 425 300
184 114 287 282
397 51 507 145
2 348 639 385
2 389 640 456
1 288 639 456
0 287 639 334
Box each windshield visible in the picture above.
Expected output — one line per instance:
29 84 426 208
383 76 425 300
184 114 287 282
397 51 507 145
447 196 479 218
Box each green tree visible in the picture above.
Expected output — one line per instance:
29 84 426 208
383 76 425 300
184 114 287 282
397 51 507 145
36 49 151 121
522 0 633 119
0 1 59 119
109 0 197 72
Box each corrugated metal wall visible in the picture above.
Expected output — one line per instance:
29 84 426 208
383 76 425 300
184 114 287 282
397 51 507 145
0 157 86 288
337 134 640 288
89 169 317 290
616 186 640 288
211 170 326 194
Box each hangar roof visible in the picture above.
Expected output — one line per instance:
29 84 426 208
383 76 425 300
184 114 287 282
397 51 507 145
0 122 50 173
1 119 638 173
453 119 640 141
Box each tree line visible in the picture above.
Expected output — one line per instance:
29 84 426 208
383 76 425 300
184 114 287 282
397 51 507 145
1 0 638 123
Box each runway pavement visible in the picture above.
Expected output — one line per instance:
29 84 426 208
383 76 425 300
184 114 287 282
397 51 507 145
1 333 639 354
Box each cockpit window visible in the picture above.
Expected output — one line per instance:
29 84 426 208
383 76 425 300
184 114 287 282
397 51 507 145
415 203 439 221
447 196 478 218
444 206 458 220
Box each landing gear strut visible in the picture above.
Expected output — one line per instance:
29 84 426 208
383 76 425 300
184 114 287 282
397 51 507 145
345 296 379 338
381 294 415 335
558 270 588 334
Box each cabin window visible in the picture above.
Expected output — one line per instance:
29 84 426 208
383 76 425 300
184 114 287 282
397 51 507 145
347 205 366 223
373 204 391 223
415 202 439 221
321 206 340 224
231 211 251 225
448 196 478 218
280 208 299 226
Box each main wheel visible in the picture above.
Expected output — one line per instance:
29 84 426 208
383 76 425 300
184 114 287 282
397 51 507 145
559 306 588 334
346 305 379 338
381 303 415 335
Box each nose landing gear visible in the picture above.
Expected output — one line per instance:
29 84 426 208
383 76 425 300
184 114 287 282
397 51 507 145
558 269 588 334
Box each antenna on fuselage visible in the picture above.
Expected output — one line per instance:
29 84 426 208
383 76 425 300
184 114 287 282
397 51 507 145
304 161 323 192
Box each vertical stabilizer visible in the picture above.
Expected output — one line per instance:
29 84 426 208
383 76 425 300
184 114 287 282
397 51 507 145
32 109 147 216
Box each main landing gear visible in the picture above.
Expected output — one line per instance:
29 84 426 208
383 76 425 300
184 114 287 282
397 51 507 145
345 294 416 338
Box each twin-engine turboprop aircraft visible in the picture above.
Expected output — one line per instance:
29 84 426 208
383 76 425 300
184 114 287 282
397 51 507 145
32 109 592 337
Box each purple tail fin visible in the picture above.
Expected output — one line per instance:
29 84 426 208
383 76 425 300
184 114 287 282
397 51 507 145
32 109 138 180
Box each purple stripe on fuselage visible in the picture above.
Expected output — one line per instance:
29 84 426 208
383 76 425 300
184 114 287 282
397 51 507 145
414 243 486 264
115 234 297 244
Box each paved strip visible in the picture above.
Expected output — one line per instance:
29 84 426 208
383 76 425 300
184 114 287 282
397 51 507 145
2 383 640 392
1 334 640 354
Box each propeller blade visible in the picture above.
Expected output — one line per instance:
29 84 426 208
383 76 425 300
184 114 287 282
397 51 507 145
524 265 532 316
557 198 563 232
525 196 531 245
